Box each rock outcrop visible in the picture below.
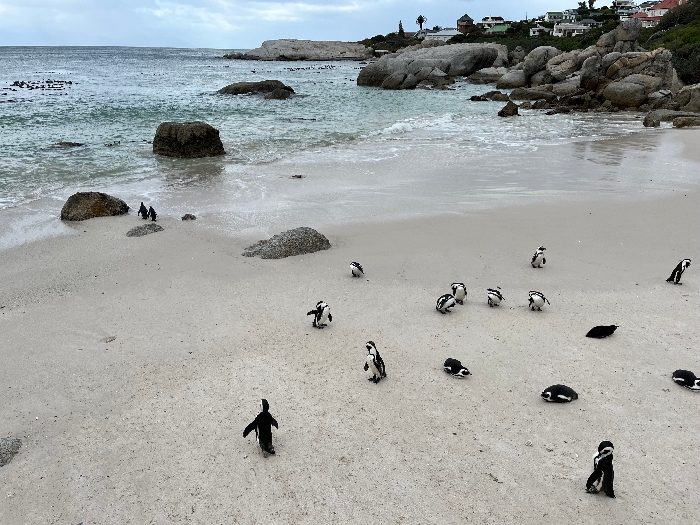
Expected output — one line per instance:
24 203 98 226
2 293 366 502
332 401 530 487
217 80 294 96
498 101 519 117
0 438 21 467
126 224 164 237
153 121 225 158
673 116 700 127
236 39 373 61
60 192 129 221
676 84 700 112
242 227 331 259
357 43 507 89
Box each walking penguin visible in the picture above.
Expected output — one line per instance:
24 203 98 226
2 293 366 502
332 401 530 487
307 301 332 329
451 283 467 305
666 258 691 285
586 441 615 498
363 341 386 383
436 294 456 314
148 206 157 221
243 398 279 457
531 246 546 268
350 262 364 278
487 288 504 307
138 202 149 220
528 290 550 311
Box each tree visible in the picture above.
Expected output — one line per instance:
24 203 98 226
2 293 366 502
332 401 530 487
416 14 427 30
432 25 443 31
398 20 405 37
588 0 596 9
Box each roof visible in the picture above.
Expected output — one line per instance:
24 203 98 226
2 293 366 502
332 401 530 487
650 0 685 9
580 18 600 23
631 11 649 17
458 14 473 22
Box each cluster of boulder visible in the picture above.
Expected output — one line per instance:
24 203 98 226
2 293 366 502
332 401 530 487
224 39 373 61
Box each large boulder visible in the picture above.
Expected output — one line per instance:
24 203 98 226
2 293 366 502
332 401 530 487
357 43 506 88
605 49 675 89
468 67 508 84
242 227 331 259
217 80 294 96
60 192 129 221
597 19 644 53
510 46 526 66
530 69 557 87
673 116 700 127
498 101 519 117
546 51 581 82
676 84 700 112
126 223 164 237
644 109 700 123
602 74 662 107
153 121 225 158
523 46 563 78
552 77 583 96
241 39 372 61
0 438 21 467
509 87 558 102
496 70 528 89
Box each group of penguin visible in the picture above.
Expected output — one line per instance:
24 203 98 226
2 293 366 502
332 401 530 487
243 246 696 499
137 201 157 221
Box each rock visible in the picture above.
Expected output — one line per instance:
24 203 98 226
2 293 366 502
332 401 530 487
530 69 556 87
546 51 581 82
615 18 642 44
218 80 294 96
546 106 572 115
509 87 558 102
510 46 526 66
242 39 372 61
181 214 196 220
498 101 519 117
676 84 700 112
673 117 700 128
264 88 294 100
532 100 552 110
643 116 661 127
357 43 506 89
381 72 409 90
126 223 164 237
519 101 533 110
523 46 562 78
484 91 510 102
580 55 603 90
153 121 225 158
468 67 508 84
643 109 698 123
60 192 129 221
0 438 22 467
470 95 488 101
552 77 582 97
602 74 663 108
55 141 84 147
496 70 528 89
605 49 677 94
242 227 331 259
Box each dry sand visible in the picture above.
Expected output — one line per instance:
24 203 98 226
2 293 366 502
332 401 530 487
1 130 700 524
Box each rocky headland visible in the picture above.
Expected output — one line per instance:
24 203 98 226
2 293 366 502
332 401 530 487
225 39 373 61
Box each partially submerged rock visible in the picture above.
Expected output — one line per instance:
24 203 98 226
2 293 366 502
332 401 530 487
243 227 331 259
217 80 294 96
264 88 294 100
181 214 196 220
498 101 519 117
60 192 129 221
673 116 700 128
0 438 22 467
239 39 373 61
153 121 225 158
126 223 164 237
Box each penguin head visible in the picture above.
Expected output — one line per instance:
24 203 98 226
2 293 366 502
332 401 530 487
366 341 377 355
456 367 471 377
598 441 614 454
541 390 552 401
538 246 546 251
260 399 269 413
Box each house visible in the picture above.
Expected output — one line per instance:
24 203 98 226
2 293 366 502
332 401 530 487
562 9 581 22
485 24 511 34
552 23 593 37
457 14 474 34
530 24 553 36
545 11 564 22
579 18 603 27
413 28 434 39
630 10 663 26
480 16 506 28
424 28 462 42
647 0 688 17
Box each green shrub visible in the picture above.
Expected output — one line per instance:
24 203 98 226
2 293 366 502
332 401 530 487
671 42 700 83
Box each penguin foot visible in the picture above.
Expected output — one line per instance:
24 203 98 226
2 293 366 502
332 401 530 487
605 491 615 498
538 307 542 311
586 486 599 494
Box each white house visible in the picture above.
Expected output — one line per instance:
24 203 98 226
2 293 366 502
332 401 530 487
530 24 553 36
480 16 506 28
545 11 564 22
552 23 592 37
424 29 462 42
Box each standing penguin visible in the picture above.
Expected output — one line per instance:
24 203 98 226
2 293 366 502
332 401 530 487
307 300 332 329
528 290 550 311
451 283 467 305
148 206 157 221
487 288 504 307
350 262 364 278
138 202 149 220
666 258 691 285
363 341 386 383
586 441 615 498
531 246 546 268
242 398 279 457
436 293 456 314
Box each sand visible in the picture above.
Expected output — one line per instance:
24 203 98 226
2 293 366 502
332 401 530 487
1 130 700 524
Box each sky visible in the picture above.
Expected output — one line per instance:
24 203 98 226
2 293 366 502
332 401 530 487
0 0 579 49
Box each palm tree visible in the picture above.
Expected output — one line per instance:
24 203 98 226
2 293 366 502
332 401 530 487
416 15 427 30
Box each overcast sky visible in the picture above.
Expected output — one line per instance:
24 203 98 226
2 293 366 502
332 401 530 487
0 0 578 49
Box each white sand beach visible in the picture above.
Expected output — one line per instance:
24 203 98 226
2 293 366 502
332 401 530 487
1 129 699 524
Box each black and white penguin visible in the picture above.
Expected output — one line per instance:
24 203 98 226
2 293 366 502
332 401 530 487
666 258 691 285
586 441 615 498
307 300 332 328
148 206 157 221
363 341 386 383
443 358 471 377
487 288 504 307
242 398 279 457
586 325 618 338
350 261 364 278
451 283 467 305
138 202 149 220
531 246 546 268
436 293 456 314
541 384 578 403
672 369 700 391
528 290 550 311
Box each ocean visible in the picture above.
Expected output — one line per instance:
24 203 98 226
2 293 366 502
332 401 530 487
0 46 696 248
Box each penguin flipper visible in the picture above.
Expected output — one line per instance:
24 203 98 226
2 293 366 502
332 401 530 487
363 363 369 371
306 310 316 316
243 420 257 438
270 416 279 429
542 257 546 265
328 313 332 322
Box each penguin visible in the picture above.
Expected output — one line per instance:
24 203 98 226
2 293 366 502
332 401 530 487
666 258 691 285
528 290 550 311
138 202 149 220
443 358 471 377
350 261 364 278
242 398 279 457
487 288 504 307
586 325 618 338
307 300 332 328
363 341 386 383
541 384 578 403
671 369 700 391
586 441 615 498
148 206 157 221
451 283 467 305
436 293 456 314
531 246 546 268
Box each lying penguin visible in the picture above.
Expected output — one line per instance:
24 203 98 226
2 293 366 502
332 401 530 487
666 258 691 285
586 325 618 338
443 358 471 378
307 301 332 329
451 283 467 305
436 294 456 314
586 441 615 498
541 384 578 403
363 341 386 383
672 369 700 391
243 398 279 457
